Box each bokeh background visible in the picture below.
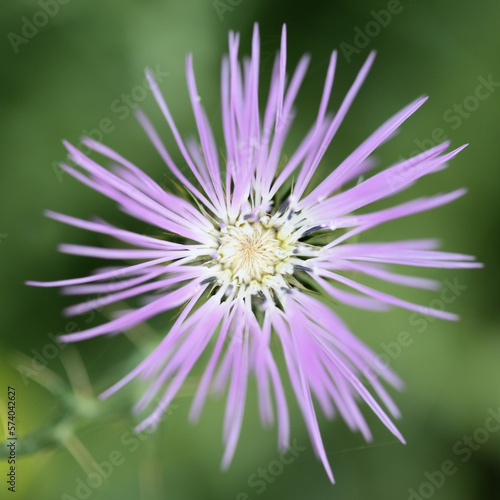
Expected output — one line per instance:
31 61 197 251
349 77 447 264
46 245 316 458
1 0 499 499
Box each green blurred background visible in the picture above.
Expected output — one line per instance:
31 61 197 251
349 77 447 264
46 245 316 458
1 0 499 499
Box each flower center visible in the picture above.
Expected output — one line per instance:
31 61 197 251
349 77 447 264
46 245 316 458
213 220 296 292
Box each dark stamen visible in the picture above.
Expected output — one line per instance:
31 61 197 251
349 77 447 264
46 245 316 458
278 198 290 213
301 225 323 237
200 276 217 285
293 264 313 273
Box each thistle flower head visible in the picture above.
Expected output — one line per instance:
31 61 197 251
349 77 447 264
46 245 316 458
28 24 481 482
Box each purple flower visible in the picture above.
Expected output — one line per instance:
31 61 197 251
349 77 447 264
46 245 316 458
28 24 481 482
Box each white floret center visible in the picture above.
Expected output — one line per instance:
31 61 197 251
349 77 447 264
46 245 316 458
212 220 296 292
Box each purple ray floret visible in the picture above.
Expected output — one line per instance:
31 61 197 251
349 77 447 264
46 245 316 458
27 24 482 482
